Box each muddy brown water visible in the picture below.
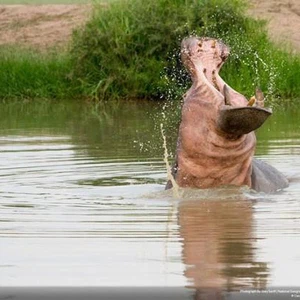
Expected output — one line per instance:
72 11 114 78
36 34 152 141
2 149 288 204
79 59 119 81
0 100 300 298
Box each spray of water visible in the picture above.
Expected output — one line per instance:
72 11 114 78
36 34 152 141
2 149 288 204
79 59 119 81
160 123 180 199
254 51 278 107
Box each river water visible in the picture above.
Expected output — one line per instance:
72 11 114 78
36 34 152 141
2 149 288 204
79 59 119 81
0 100 300 298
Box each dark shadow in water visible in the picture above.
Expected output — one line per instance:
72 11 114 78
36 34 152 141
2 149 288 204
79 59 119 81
178 197 269 299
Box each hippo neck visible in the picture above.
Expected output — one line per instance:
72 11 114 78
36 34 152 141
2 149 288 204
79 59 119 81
176 96 256 189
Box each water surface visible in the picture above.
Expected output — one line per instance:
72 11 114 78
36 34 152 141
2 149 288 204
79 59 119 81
0 100 300 298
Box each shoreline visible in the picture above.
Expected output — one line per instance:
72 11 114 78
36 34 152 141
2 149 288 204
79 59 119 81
0 1 299 52
248 0 300 53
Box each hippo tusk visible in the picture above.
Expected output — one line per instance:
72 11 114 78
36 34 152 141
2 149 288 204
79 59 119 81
247 88 265 107
223 85 232 106
255 87 265 108
247 96 256 107
217 106 272 137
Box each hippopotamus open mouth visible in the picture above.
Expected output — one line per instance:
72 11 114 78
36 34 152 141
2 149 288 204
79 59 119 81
167 36 288 193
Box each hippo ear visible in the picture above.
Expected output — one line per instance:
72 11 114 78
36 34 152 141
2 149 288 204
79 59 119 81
217 106 272 136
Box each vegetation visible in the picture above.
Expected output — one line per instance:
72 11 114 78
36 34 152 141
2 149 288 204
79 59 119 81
1 0 300 102
0 0 88 3
70 0 300 102
0 47 79 100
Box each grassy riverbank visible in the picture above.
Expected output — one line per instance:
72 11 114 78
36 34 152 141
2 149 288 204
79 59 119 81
0 0 300 102
0 47 78 100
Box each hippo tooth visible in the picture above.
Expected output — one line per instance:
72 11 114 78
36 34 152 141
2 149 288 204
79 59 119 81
223 85 231 106
212 70 220 91
255 87 265 108
247 96 256 107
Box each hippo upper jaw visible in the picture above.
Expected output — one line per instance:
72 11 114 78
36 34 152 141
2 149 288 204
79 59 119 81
181 36 272 138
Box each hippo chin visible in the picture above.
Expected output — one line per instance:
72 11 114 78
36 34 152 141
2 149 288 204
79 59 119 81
166 36 288 193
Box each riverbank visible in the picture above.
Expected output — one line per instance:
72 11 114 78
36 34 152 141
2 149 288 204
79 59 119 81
248 0 300 53
0 0 299 101
0 1 299 52
0 4 91 50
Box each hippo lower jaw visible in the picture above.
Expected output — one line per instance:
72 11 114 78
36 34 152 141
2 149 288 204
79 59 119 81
217 85 272 139
218 105 272 137
167 36 288 193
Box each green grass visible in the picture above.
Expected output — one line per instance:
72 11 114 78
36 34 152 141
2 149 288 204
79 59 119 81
0 0 300 102
219 24 300 104
0 46 78 100
0 0 89 3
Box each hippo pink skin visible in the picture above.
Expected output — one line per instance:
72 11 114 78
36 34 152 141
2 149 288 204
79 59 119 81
167 37 288 193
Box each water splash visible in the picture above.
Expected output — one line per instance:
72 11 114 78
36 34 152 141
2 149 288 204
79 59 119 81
254 51 278 106
160 123 179 198
148 184 254 202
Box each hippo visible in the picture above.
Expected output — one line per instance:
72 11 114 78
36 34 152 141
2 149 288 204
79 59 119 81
166 36 288 193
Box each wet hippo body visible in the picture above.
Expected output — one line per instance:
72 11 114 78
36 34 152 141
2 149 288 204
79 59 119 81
167 37 288 193
251 158 288 193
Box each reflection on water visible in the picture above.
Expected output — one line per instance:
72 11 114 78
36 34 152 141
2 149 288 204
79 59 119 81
0 100 300 297
179 197 268 296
